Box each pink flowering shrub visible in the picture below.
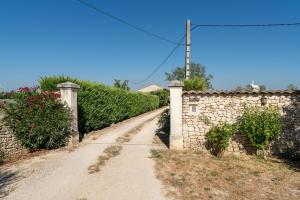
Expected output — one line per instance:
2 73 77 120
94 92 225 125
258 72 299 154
4 86 72 150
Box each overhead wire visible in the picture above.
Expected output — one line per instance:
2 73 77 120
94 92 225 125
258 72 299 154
76 0 180 45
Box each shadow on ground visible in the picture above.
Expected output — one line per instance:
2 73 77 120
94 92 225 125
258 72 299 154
0 170 20 198
155 129 169 148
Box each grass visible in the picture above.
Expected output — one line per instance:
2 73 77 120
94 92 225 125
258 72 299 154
88 123 145 174
151 150 300 200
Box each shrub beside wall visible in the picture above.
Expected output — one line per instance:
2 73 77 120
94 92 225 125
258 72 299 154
3 87 72 150
39 76 159 133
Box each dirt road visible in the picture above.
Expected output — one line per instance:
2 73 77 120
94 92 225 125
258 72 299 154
0 108 167 200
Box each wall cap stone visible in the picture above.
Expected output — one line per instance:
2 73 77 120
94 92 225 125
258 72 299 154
183 90 300 95
57 82 80 90
168 80 184 88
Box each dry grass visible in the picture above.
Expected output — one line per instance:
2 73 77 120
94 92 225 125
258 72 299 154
88 145 123 174
88 123 145 174
151 149 300 200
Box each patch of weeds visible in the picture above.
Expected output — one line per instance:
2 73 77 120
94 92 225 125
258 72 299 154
88 121 149 174
151 149 163 159
104 145 122 157
210 171 219 177
250 170 261 177
173 177 186 188
204 187 211 191
272 176 283 182
225 176 235 182
88 145 122 174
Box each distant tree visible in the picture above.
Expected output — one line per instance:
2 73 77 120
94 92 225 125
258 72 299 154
114 79 130 91
259 85 267 91
121 80 130 91
114 79 122 88
184 77 208 91
287 84 298 91
165 63 213 89
245 85 252 92
235 86 244 92
236 84 267 92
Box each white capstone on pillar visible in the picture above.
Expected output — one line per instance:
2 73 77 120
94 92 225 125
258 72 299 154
57 82 80 139
169 80 184 150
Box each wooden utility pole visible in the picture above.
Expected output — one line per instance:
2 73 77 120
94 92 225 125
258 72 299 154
185 19 191 79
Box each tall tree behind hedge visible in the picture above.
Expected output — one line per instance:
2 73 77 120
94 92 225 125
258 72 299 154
165 63 213 89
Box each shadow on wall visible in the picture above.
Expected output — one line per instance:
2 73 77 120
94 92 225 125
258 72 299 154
275 95 300 160
0 170 21 198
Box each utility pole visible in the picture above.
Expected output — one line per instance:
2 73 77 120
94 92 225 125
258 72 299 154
185 19 191 79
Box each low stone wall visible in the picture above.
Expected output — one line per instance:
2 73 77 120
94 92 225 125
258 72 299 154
182 90 300 155
0 111 26 159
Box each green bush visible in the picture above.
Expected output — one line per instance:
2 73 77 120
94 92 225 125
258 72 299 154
206 123 237 156
183 77 208 91
39 76 159 133
240 106 282 150
150 89 169 107
4 87 72 150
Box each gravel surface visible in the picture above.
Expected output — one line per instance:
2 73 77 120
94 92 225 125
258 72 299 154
0 108 167 200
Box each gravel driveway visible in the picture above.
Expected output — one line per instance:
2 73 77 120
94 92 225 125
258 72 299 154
0 108 167 200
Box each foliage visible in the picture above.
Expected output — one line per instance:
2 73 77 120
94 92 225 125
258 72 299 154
240 106 282 150
4 87 72 150
114 79 130 91
206 123 237 156
150 89 169 107
157 109 170 133
0 92 4 99
39 76 159 133
236 84 267 92
287 84 297 91
165 63 213 89
183 77 208 91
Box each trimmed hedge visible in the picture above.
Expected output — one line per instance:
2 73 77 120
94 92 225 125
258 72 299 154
39 76 159 133
150 89 169 107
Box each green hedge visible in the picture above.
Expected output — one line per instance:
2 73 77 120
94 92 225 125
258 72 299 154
39 76 159 133
150 89 169 107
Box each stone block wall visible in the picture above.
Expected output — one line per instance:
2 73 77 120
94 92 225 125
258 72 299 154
0 110 25 159
182 90 300 154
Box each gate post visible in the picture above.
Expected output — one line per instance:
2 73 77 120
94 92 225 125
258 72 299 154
57 82 80 144
169 80 184 150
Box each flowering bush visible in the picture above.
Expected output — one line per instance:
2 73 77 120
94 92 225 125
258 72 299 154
4 86 72 150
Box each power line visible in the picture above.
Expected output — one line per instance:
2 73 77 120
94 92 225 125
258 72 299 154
129 26 200 85
191 22 300 28
76 0 180 45
128 35 186 85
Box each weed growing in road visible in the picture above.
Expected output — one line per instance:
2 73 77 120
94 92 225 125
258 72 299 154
88 121 147 174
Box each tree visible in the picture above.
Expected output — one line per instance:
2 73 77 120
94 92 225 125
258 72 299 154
287 84 297 91
183 77 208 91
165 63 213 89
114 79 130 91
238 84 267 92
259 85 267 91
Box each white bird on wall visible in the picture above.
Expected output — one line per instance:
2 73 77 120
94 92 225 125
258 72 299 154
251 81 260 92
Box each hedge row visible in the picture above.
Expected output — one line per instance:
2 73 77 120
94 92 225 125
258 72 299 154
39 76 159 133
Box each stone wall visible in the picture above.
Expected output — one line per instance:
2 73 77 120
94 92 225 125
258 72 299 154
182 90 300 155
0 102 26 159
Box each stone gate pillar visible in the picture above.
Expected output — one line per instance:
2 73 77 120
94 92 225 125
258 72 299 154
169 80 184 150
57 82 80 143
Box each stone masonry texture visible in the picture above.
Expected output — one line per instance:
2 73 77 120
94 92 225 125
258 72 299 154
0 111 25 159
182 91 300 155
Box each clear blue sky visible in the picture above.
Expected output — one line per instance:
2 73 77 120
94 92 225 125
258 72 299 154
1 0 300 91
